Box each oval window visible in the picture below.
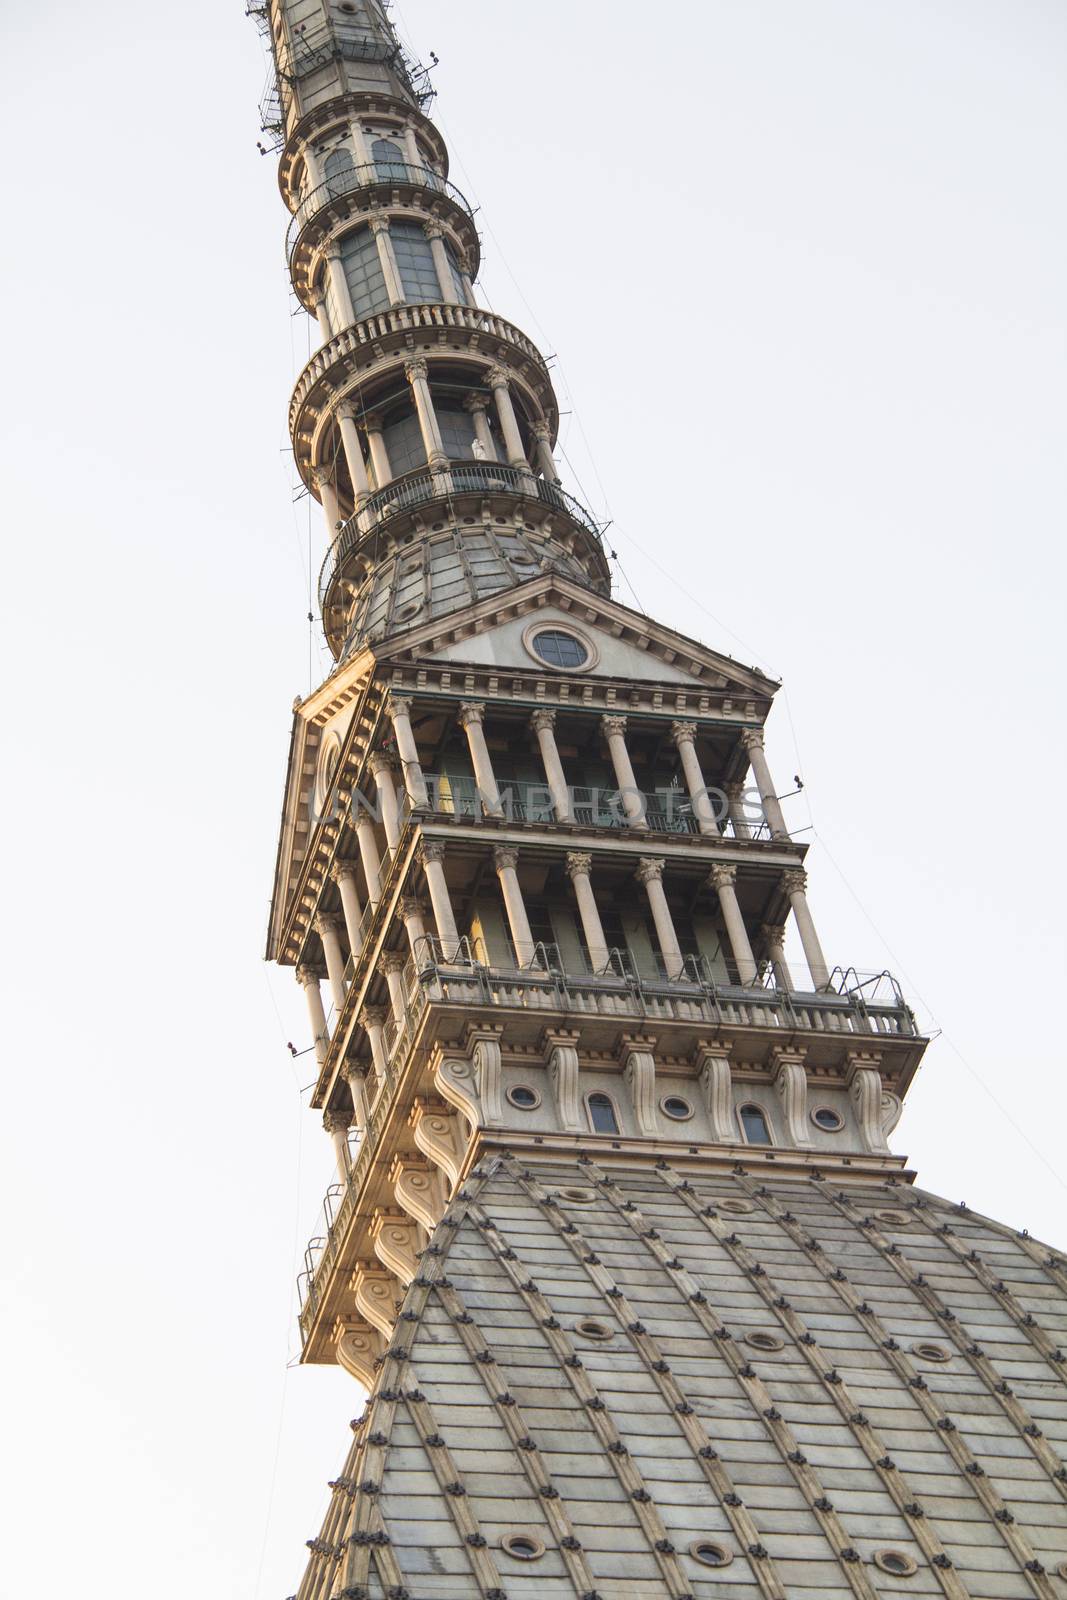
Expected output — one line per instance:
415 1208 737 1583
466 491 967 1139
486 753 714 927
745 1331 784 1353
661 1095 693 1121
557 1186 596 1205
874 1550 918 1577
911 1341 951 1364
507 1084 540 1109
500 1532 545 1561
719 1198 754 1215
532 629 588 669
690 1540 733 1568
811 1106 844 1131
573 1317 614 1342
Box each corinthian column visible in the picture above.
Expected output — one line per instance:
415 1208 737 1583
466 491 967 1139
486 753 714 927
709 864 757 985
741 728 789 840
351 810 382 903
419 840 459 957
315 914 348 1011
565 851 610 972
386 694 429 808
379 951 408 1026
370 752 402 851
458 702 503 817
760 922 792 991
311 466 341 540
486 365 527 469
530 709 571 820
361 1006 389 1080
783 869 831 990
323 1108 351 1180
330 859 363 953
337 403 371 501
635 858 685 979
531 420 560 483
405 357 448 467
600 715 645 825
464 393 497 461
423 219 456 302
296 965 330 1066
324 241 355 325
670 720 718 836
494 845 536 966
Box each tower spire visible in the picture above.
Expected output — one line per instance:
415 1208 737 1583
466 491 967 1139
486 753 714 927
248 9 1067 1599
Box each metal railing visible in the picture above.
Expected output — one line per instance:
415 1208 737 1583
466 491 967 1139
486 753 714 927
319 463 604 609
417 778 772 840
286 163 474 265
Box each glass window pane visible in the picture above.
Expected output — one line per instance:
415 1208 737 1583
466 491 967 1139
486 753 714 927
372 137 408 182
740 1104 771 1145
588 1094 619 1134
341 226 389 319
390 219 442 303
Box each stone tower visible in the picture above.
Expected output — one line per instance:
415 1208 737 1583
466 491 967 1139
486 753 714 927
250 5 1067 1597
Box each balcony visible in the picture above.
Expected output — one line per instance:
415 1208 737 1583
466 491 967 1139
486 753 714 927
416 779 777 843
287 163 476 272
318 462 606 612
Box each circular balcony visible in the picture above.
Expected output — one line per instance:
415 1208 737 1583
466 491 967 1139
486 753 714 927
286 162 480 308
317 461 611 658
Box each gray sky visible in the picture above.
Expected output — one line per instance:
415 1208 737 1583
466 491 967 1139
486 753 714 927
1 1 1064 1595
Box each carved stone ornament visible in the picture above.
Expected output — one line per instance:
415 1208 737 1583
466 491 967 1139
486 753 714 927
352 1266 400 1337
622 1041 657 1137
392 1156 448 1232
335 1321 385 1386
848 1058 890 1153
671 720 698 745
410 1098 466 1187
529 708 557 734
635 857 665 886
565 851 593 881
773 1052 813 1148
696 1046 734 1142
370 1211 420 1285
544 1031 583 1134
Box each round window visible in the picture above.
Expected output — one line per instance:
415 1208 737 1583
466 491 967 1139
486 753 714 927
661 1095 693 1121
873 1549 918 1577
719 1198 754 1216
689 1540 733 1568
574 1317 614 1342
873 1209 912 1226
811 1106 844 1132
531 629 588 669
500 1532 545 1561
557 1186 596 1205
507 1085 540 1109
745 1331 784 1353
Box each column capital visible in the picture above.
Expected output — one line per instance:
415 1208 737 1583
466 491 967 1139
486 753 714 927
361 409 383 431
367 214 391 236
315 913 343 937
387 692 414 719
635 856 665 885
486 364 511 389
378 951 407 976
404 356 429 383
709 863 738 891
422 218 445 239
565 850 593 880
493 845 520 872
419 839 447 865
670 719 698 745
295 963 325 989
600 713 627 738
310 464 334 492
360 1006 388 1030
350 806 376 833
529 708 557 734
324 239 343 262
741 726 766 752
398 896 426 920
724 777 748 801
369 749 399 777
323 1108 351 1134
329 858 358 885
336 398 359 423
341 1059 368 1084
760 922 788 946
463 391 490 415
531 420 551 442
782 868 808 896
457 700 485 728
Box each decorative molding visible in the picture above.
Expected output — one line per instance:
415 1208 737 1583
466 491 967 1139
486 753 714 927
332 1319 384 1385
695 1044 734 1142
847 1053 889 1153
543 1029 582 1134
351 1263 399 1336
620 1035 658 1136
410 1097 466 1187
390 1153 448 1231
772 1049 812 1148
370 1209 420 1284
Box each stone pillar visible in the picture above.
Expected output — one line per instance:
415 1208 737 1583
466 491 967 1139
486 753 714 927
419 840 459 957
342 1061 370 1130
494 845 536 967
330 859 364 953
531 420 560 483
323 1108 351 1180
464 393 497 461
363 413 392 488
361 1006 389 1081
370 752 402 851
565 850 610 972
379 951 408 1026
399 896 428 957
760 922 792 991
315 914 347 1010
324 241 355 325
312 466 341 539
337 404 371 501
352 811 382 903
530 709 572 820
670 720 718 836
423 220 456 302
457 702 503 817
369 215 405 305
405 357 448 467
486 365 527 469
741 728 789 840
456 250 476 306
709 864 757 985
635 858 685 980
724 779 752 840
313 290 333 344
296 965 330 1065
386 693 429 808
600 715 646 825
783 869 831 990
401 123 423 174
347 118 373 173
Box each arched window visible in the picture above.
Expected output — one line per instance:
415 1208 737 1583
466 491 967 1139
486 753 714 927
373 136 408 183
323 145 355 199
390 219 443 302
339 226 389 320
587 1093 619 1135
381 410 427 478
739 1103 772 1145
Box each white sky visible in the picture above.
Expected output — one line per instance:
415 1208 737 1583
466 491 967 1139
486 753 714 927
1 2 1064 1595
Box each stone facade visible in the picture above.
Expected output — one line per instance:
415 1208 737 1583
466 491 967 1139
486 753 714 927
246 5 1067 1598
